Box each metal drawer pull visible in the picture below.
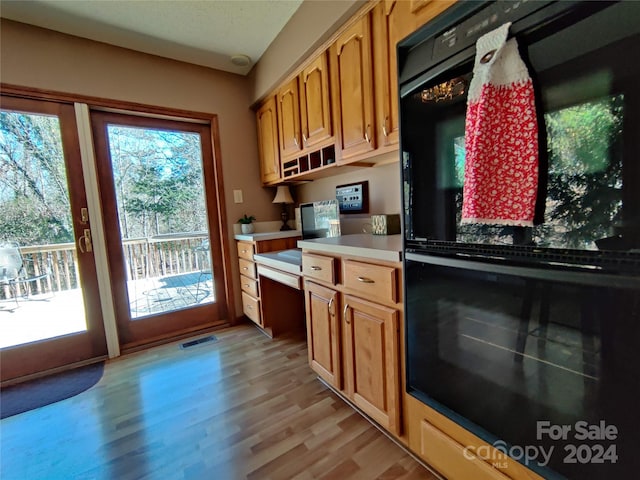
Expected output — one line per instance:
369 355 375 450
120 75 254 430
328 297 334 316
243 267 248 270
357 276 375 284
246 305 253 309
310 265 322 271
343 304 350 324
244 284 250 288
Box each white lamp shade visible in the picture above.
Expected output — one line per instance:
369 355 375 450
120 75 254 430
272 185 294 204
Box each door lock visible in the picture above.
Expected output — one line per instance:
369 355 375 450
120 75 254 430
78 228 93 253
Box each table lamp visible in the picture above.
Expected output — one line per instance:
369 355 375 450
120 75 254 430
272 185 294 231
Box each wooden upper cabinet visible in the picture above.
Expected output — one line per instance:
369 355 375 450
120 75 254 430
409 0 456 32
300 52 333 149
256 96 280 185
373 0 456 151
373 0 403 149
331 14 376 163
277 77 303 160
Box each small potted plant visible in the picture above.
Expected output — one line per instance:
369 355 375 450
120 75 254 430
238 214 256 234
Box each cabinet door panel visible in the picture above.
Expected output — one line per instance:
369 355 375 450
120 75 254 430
343 294 401 434
305 281 341 388
333 15 376 162
374 1 403 148
300 53 332 148
278 78 302 160
256 97 280 184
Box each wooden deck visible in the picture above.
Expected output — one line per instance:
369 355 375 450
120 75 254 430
0 272 214 349
0 325 438 480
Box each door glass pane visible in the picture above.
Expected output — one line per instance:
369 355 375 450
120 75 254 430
106 125 213 319
0 110 87 347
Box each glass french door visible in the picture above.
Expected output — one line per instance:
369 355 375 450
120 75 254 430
0 96 107 381
90 111 228 348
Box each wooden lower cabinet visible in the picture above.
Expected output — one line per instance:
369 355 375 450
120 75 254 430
302 253 403 437
236 236 299 332
406 395 545 480
304 281 341 389
343 293 401 435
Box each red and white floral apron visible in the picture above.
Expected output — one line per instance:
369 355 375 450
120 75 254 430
462 22 538 227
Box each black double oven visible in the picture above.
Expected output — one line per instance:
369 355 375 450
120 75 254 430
398 2 640 478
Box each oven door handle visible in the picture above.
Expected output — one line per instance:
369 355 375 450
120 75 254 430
405 252 640 289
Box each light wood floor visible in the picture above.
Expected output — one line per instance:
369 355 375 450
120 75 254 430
0 324 438 480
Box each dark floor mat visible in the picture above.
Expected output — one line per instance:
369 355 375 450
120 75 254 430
0 362 104 419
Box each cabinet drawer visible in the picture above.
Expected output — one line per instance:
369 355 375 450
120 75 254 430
240 275 259 297
238 258 257 279
343 260 397 304
419 420 511 480
237 241 255 260
302 253 336 284
242 291 261 325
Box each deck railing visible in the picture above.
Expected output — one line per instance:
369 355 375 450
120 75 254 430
1 233 210 300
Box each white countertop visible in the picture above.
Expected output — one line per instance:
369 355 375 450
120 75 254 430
298 234 402 262
234 230 301 242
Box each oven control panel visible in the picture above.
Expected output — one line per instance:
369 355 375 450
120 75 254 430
432 0 545 62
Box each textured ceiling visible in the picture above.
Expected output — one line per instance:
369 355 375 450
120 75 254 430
0 0 304 75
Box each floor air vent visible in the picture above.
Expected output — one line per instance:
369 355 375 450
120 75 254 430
180 335 218 349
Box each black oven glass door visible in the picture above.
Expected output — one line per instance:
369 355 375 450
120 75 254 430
405 256 640 479
401 2 640 252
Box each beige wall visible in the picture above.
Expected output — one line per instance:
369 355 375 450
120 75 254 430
0 19 281 319
293 153 402 234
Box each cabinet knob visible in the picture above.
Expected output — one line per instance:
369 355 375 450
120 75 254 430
310 265 322 271
357 276 375 284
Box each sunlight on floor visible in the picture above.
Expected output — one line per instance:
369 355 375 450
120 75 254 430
0 289 87 349
0 273 214 348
